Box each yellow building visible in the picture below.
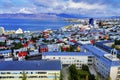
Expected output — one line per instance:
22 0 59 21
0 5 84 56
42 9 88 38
0 60 61 80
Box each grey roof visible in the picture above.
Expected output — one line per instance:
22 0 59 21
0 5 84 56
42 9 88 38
0 60 61 70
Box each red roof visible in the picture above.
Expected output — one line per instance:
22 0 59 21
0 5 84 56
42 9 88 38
0 46 6 49
18 51 27 57
23 44 28 47
90 40 95 44
70 40 77 43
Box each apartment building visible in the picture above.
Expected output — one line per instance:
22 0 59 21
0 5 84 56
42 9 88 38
84 44 120 80
0 60 61 80
42 52 93 69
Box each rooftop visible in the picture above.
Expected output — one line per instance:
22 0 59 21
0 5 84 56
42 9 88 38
84 45 107 56
42 52 93 56
104 54 119 61
84 44 120 66
0 60 61 70
0 50 11 54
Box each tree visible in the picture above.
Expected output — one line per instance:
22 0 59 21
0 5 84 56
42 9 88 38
82 65 89 72
96 73 100 80
12 42 22 49
54 73 57 80
60 71 63 80
22 71 27 80
69 65 78 80
106 75 111 80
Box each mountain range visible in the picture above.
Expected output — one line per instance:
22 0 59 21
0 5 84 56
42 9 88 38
0 13 119 19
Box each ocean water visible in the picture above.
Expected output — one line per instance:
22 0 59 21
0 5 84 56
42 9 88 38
0 19 78 31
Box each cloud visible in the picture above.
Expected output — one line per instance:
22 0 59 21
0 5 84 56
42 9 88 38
68 0 106 10
0 0 120 17
18 8 35 14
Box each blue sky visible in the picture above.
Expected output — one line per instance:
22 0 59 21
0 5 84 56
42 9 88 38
0 0 120 17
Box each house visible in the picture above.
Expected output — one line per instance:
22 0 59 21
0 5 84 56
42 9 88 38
0 50 12 57
47 44 60 52
28 44 35 51
0 60 61 80
17 51 28 57
39 44 48 53
29 50 39 56
0 36 7 42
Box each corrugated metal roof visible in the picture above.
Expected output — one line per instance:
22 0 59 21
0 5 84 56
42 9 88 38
0 60 61 70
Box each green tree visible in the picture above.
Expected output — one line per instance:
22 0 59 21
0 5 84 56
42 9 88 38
96 73 100 80
69 46 74 52
54 73 57 80
82 65 89 72
60 71 63 80
106 75 111 80
69 65 78 80
12 42 22 49
22 71 27 80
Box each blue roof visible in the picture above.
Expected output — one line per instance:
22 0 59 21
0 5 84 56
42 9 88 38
95 41 120 55
42 52 93 56
0 60 61 70
83 45 120 67
84 45 106 56
0 50 11 54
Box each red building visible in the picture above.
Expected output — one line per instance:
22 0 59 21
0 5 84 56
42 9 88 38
39 44 48 53
18 51 27 57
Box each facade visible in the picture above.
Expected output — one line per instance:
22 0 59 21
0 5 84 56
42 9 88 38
47 44 60 52
0 60 61 80
0 27 5 35
42 52 93 69
39 44 48 53
84 44 120 80
0 50 12 57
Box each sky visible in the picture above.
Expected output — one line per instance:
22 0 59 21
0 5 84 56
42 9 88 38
0 0 120 17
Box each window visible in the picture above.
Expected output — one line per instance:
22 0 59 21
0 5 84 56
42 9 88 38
37 72 47 74
59 57 61 59
88 60 92 62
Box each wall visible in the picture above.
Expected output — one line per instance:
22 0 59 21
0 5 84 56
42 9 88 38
0 70 60 80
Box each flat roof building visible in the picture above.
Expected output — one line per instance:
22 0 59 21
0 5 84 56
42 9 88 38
42 52 94 69
0 60 61 80
84 44 120 80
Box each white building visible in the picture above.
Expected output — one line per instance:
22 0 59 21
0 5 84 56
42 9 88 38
42 52 93 69
0 60 61 80
0 27 5 35
47 44 60 52
16 28 23 34
84 45 120 80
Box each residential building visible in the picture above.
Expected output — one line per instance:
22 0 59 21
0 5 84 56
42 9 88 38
0 50 12 57
84 44 120 80
42 52 93 69
39 44 48 53
0 60 61 80
47 44 60 52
